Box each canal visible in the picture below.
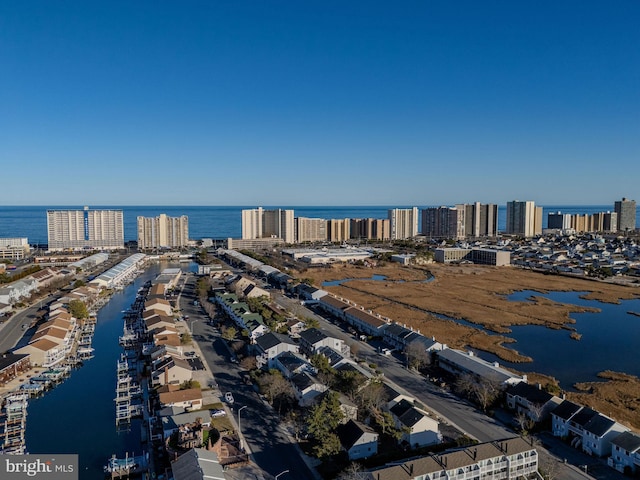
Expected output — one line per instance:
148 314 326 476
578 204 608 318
25 262 168 479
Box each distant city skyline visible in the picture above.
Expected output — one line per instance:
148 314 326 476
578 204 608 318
1 1 638 205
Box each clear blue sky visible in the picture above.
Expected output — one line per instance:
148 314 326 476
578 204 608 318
1 1 638 206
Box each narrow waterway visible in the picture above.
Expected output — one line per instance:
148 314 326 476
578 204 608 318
25 262 166 479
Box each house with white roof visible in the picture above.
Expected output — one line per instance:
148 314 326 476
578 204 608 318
436 348 526 386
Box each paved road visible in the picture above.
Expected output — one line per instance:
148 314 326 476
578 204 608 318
274 294 615 480
179 272 315 480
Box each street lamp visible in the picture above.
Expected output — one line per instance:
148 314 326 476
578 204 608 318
189 318 197 335
275 470 289 479
238 405 247 451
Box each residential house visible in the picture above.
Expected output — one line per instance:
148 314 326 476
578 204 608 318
318 294 352 320
364 436 539 480
286 318 306 337
390 399 441 448
608 431 640 475
272 351 312 379
14 339 66 367
291 372 328 406
0 353 31 386
343 306 389 337
253 332 299 370
382 383 416 410
551 401 629 457
436 348 526 386
336 419 379 460
158 386 203 412
505 382 562 422
152 356 193 387
315 390 358 424
299 328 349 358
171 448 225 480
160 411 211 440
144 298 172 316
381 322 443 353
231 276 270 299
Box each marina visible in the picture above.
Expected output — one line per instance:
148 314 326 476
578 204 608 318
0 393 29 454
25 263 168 479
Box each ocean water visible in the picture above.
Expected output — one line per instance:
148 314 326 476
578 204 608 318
1 205 637 245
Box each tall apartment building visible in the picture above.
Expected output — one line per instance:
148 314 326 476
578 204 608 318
295 217 327 243
137 214 189 250
47 207 124 251
548 212 572 230
388 207 419 240
327 219 350 243
505 201 542 237
459 202 498 237
614 197 636 232
421 207 462 239
349 218 390 241
0 238 30 260
241 207 295 243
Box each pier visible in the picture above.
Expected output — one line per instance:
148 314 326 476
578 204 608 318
0 392 29 454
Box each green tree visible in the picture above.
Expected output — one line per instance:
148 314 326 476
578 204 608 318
306 391 344 447
312 432 342 459
221 326 237 341
68 299 89 319
303 317 320 330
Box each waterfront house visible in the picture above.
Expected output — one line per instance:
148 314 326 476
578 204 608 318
363 436 539 480
151 356 192 387
0 354 30 386
343 306 389 337
336 419 379 460
145 315 177 332
299 328 350 358
144 298 172 316
551 401 629 456
253 332 299 370
390 399 441 448
171 448 225 480
608 431 640 475
30 325 74 353
14 338 66 367
505 382 562 422
318 294 352 320
160 411 211 440
436 348 526 386
158 386 203 411
381 322 443 353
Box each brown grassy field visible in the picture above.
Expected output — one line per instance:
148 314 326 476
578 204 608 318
300 262 640 429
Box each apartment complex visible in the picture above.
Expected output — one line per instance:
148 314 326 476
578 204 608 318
422 203 498 239
0 238 30 260
548 211 618 233
350 218 390 241
327 219 351 243
137 214 189 250
388 207 419 240
295 217 327 243
241 207 295 243
614 198 636 232
505 201 542 237
47 207 124 251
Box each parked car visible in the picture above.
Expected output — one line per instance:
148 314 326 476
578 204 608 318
211 409 226 418
224 392 234 405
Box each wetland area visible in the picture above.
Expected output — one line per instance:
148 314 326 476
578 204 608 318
303 262 640 430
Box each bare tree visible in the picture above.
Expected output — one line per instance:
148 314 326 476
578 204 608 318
357 381 388 414
538 453 561 480
455 373 503 412
337 462 365 480
405 341 431 370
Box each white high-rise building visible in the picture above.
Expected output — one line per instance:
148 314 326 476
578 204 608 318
47 207 124 251
137 214 189 250
241 207 295 244
388 207 419 240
